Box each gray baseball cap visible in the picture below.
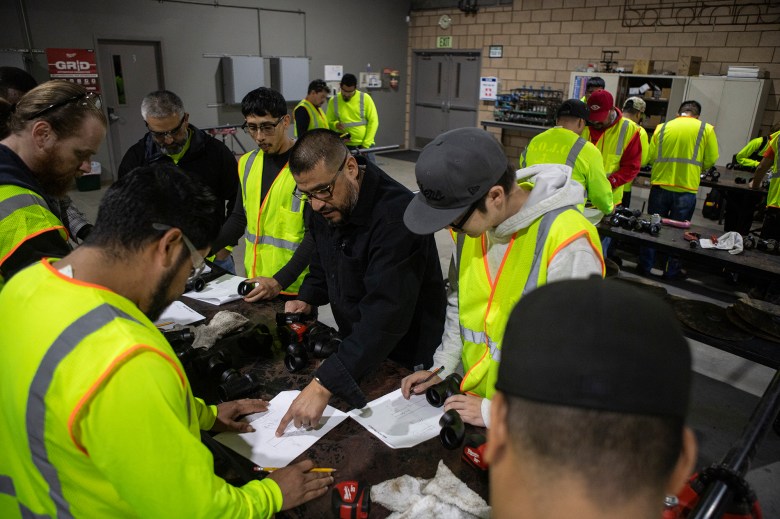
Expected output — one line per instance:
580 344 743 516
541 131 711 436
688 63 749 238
404 128 509 235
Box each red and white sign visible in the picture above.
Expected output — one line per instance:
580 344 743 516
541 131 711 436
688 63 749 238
45 48 100 92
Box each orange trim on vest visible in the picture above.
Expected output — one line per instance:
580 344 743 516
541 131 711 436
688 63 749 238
67 344 187 454
0 225 67 267
460 232 517 394
547 229 606 276
249 161 290 278
41 258 112 292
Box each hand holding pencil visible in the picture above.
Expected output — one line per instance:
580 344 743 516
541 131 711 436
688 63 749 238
400 366 444 399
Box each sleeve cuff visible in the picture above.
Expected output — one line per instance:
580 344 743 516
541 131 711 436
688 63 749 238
316 355 367 409
481 398 491 429
195 398 218 430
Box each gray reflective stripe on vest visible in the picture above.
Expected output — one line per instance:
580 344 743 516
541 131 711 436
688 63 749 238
614 119 630 155
656 120 707 167
566 138 587 168
522 205 575 297
0 475 48 519
26 304 141 519
290 190 301 213
243 230 300 252
0 192 49 219
242 149 260 196
334 92 367 127
459 324 501 363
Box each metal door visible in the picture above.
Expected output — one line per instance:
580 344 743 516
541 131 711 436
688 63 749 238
412 51 480 149
97 40 163 177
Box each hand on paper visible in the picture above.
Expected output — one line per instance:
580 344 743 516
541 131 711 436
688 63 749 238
284 299 313 315
276 379 332 436
401 371 442 399
211 398 269 433
444 394 485 427
242 276 282 302
268 459 334 510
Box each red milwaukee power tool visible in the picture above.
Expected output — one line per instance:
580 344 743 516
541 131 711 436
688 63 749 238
332 480 371 519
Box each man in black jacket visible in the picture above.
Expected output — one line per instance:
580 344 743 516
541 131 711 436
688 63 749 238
118 90 238 272
275 129 446 434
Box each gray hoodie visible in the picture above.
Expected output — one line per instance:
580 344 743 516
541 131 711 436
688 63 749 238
432 163 604 426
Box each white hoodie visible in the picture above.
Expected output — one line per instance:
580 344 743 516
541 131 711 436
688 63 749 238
432 163 604 426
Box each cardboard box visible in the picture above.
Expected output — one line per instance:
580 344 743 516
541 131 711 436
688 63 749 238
646 115 663 129
633 59 654 75
660 87 671 100
677 56 702 76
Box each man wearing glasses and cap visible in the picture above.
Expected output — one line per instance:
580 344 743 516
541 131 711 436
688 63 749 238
211 87 312 301
0 163 332 518
118 90 239 273
274 128 446 434
0 80 106 291
400 127 604 428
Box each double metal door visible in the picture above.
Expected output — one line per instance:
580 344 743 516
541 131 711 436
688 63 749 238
412 51 480 149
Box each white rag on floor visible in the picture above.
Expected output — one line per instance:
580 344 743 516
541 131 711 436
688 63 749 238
191 311 250 349
371 460 490 519
699 231 744 255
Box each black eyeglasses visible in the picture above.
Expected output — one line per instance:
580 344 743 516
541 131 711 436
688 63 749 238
449 202 479 233
241 116 285 136
146 114 187 140
26 91 102 120
293 150 349 203
152 223 206 283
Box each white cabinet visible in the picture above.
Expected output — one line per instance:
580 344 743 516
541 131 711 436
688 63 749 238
684 77 770 167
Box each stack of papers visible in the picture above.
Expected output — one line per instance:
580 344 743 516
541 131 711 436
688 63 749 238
214 391 348 467
154 301 205 329
727 66 760 78
183 274 244 306
349 389 443 449
214 388 446 469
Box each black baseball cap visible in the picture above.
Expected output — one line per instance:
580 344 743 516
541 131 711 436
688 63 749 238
404 128 509 235
556 99 589 121
497 278 692 420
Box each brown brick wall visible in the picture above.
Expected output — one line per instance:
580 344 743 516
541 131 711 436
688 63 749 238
405 1 780 162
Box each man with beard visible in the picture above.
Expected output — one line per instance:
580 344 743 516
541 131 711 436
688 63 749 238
118 90 238 272
0 80 105 291
212 87 311 300
274 129 446 434
0 164 333 518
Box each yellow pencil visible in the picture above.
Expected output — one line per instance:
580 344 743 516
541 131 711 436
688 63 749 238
253 466 336 473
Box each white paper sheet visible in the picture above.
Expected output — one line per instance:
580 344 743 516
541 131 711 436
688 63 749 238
154 301 205 329
349 388 442 449
183 274 244 306
214 390 348 467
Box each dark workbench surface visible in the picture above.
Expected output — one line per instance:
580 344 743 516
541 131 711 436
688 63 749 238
181 296 489 518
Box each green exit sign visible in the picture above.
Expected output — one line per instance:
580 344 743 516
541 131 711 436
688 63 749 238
436 36 453 48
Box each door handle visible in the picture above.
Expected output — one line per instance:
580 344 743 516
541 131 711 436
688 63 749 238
107 106 120 122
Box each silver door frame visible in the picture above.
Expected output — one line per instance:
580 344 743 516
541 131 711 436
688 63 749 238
94 36 165 178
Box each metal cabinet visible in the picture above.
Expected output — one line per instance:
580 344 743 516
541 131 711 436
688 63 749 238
684 77 770 167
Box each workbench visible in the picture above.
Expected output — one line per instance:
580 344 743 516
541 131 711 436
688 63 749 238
180 295 488 519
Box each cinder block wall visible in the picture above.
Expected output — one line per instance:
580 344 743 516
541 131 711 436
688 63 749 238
406 0 780 163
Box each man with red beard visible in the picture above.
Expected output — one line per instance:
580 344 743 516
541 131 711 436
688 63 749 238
0 80 106 291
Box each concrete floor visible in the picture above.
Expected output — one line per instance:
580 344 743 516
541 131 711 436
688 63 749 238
69 154 779 513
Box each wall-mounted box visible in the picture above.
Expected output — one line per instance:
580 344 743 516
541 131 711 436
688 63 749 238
633 59 654 75
677 56 702 77
269 57 309 102
222 56 267 105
